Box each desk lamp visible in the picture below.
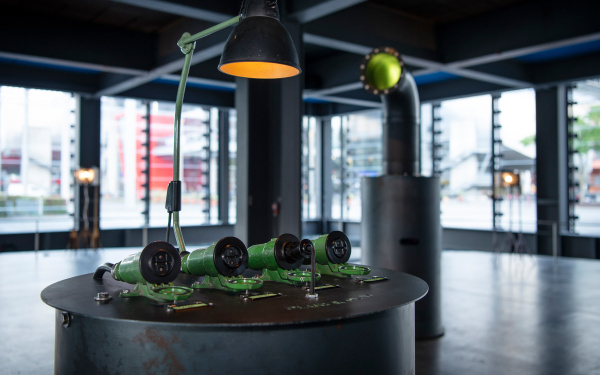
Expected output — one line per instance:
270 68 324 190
164 0 301 254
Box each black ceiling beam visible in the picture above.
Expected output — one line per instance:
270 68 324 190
529 52 600 86
466 60 532 84
285 0 367 24
0 51 145 77
305 101 368 117
156 18 227 66
337 89 381 102
95 25 229 97
119 81 234 108
0 13 156 71
111 0 238 23
303 32 532 100
418 78 507 103
306 51 364 90
0 61 100 94
307 94 380 109
91 2 237 97
304 2 438 61
439 0 600 64
188 57 236 83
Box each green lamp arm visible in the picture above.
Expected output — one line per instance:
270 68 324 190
177 16 241 51
170 15 241 254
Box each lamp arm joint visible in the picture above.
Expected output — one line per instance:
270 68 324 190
178 33 196 55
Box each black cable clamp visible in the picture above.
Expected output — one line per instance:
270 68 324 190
165 181 182 243
165 181 182 212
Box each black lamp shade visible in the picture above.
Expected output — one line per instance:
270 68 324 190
218 16 301 79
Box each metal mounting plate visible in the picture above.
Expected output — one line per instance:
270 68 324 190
41 266 428 326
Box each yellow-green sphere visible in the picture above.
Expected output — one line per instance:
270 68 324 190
365 52 402 91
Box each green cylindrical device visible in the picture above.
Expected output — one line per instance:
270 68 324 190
248 233 313 271
113 241 181 284
313 231 351 265
182 237 248 277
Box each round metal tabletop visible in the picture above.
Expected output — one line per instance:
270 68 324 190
41 266 428 326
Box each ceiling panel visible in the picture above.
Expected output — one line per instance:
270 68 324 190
368 0 532 23
0 0 598 107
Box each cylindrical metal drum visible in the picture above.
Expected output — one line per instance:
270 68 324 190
361 175 443 338
53 305 415 374
42 266 427 374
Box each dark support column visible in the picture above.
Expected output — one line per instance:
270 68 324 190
218 109 230 224
321 116 333 233
234 22 304 246
76 97 102 231
535 85 568 256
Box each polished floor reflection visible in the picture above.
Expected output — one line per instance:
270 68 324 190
417 251 600 375
1 249 599 374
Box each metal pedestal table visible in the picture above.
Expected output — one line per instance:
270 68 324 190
362 175 444 339
42 266 428 375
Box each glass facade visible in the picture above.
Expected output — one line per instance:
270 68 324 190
308 97 537 232
420 103 433 177
437 95 493 230
100 97 147 228
100 98 226 229
329 111 382 221
228 109 237 224
1 81 595 242
302 116 321 220
497 89 537 233
572 80 600 236
0 86 75 234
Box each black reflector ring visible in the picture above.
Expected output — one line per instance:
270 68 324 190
325 231 351 264
140 241 181 284
274 233 304 270
214 237 249 277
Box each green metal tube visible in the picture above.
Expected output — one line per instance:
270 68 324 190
172 211 186 254
312 231 352 264
182 237 248 277
179 16 240 46
113 252 146 284
170 15 240 254
113 241 181 285
312 233 331 265
247 234 308 271
182 243 219 277
172 50 194 183
170 50 194 254
247 238 279 271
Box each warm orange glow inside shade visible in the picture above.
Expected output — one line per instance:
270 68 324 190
219 61 300 79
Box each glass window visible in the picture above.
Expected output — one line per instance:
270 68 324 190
228 109 237 224
498 89 537 233
100 97 146 229
302 116 321 220
572 80 600 236
331 116 343 220
330 110 383 221
148 101 219 227
345 111 383 221
0 86 75 234
420 103 433 177
101 98 224 229
438 95 493 229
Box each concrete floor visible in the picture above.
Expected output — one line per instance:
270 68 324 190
1 248 599 374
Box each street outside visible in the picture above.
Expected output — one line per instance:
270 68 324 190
0 198 598 237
